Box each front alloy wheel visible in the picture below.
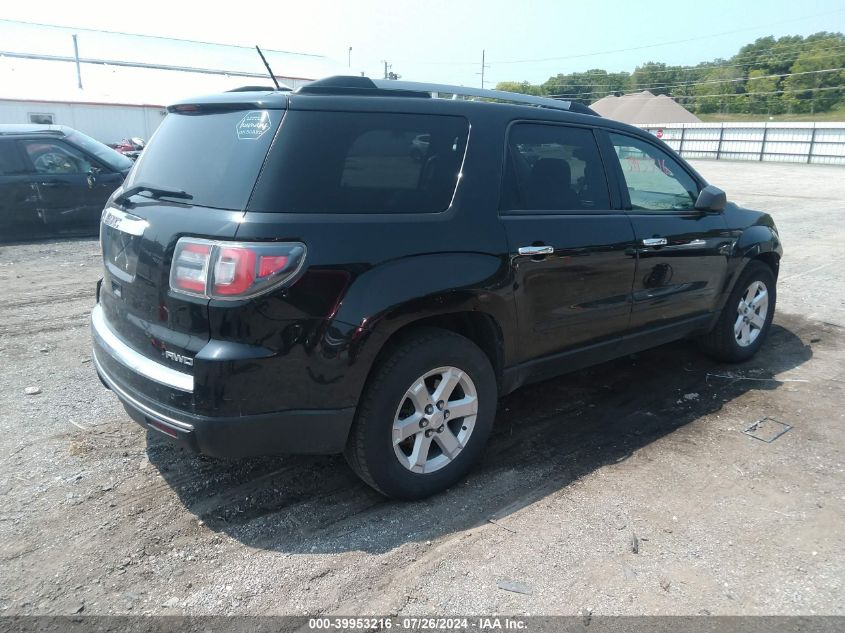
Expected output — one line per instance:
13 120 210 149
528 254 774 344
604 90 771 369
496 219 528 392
734 280 769 347
699 260 777 362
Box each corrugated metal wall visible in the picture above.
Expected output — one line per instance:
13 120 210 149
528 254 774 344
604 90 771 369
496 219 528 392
0 100 167 144
637 122 845 166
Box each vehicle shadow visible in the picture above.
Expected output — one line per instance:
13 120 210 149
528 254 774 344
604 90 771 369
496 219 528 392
147 314 813 554
0 234 99 247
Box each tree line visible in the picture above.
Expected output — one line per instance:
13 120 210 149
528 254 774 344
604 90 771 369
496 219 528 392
495 32 845 115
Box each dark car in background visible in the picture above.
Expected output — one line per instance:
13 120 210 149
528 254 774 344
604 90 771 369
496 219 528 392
0 125 133 242
90 77 781 499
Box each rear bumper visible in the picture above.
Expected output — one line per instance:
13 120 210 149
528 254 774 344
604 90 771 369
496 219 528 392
91 306 355 457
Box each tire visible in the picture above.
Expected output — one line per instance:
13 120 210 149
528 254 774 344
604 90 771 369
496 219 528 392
344 327 497 500
699 260 776 363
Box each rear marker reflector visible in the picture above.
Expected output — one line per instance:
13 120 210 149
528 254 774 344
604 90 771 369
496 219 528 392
147 419 180 438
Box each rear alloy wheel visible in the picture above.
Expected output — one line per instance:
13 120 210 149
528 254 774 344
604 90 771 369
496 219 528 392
391 366 479 474
345 328 497 499
699 260 776 362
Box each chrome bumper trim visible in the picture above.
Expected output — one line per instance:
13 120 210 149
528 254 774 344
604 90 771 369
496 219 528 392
91 304 194 393
93 351 195 432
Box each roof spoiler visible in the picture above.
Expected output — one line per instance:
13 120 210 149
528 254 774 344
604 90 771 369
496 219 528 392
227 85 291 93
296 76 431 98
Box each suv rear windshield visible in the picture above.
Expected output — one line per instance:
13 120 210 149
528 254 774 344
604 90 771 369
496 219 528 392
125 109 282 210
249 111 469 214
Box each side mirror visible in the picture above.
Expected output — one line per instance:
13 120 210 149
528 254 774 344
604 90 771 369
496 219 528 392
695 185 726 213
87 167 101 189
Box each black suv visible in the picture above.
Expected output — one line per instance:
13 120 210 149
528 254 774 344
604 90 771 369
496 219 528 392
91 77 781 499
0 125 133 241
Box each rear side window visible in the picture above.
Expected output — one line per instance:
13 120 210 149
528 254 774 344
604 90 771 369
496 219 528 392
0 141 27 176
249 111 469 214
501 123 610 212
125 109 282 211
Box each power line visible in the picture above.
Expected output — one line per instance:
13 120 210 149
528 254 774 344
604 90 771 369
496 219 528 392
542 67 845 99
532 52 845 88
390 27 844 69
487 9 845 65
487 41 845 87
359 10 845 69
487 42 845 90
546 85 844 101
500 42 845 83
0 18 326 59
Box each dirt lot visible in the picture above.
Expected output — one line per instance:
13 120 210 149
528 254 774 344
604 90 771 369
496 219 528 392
0 161 843 616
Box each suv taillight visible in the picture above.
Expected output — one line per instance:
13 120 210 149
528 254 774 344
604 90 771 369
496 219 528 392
170 238 306 300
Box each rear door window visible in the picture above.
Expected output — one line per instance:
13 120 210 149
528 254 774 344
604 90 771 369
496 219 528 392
0 141 27 176
501 123 610 212
125 109 283 211
249 111 469 214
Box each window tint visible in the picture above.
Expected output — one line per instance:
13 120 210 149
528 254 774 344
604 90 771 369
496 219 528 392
126 109 282 211
0 141 27 176
609 133 699 212
249 111 469 214
501 123 609 212
22 140 92 175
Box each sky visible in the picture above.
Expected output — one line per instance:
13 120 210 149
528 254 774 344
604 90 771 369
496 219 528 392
1 0 844 90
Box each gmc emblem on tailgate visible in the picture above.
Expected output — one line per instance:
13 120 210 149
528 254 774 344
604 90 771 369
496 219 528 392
164 350 194 367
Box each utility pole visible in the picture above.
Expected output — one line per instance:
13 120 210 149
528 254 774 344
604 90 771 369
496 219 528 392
381 61 400 80
348 47 352 69
477 50 490 89
72 34 83 89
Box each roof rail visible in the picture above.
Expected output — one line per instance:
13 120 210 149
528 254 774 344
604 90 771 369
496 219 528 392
0 127 64 137
294 76 600 116
371 79 577 113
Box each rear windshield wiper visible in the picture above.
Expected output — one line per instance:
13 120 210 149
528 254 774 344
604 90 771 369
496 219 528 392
115 183 193 206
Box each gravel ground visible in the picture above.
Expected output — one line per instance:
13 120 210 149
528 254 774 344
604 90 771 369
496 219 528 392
0 161 843 616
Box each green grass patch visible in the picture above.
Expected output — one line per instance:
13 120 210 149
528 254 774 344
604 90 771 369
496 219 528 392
698 106 845 123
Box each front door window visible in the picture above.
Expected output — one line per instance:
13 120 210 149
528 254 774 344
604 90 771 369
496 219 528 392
609 133 698 212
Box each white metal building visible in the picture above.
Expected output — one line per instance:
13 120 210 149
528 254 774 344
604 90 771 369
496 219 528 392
0 20 344 144
0 92 168 145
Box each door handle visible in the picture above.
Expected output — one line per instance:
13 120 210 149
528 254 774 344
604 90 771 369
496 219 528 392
641 237 667 247
518 245 554 256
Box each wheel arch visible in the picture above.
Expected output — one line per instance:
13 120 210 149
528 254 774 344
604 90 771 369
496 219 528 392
369 311 506 390
332 250 516 394
716 224 782 313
